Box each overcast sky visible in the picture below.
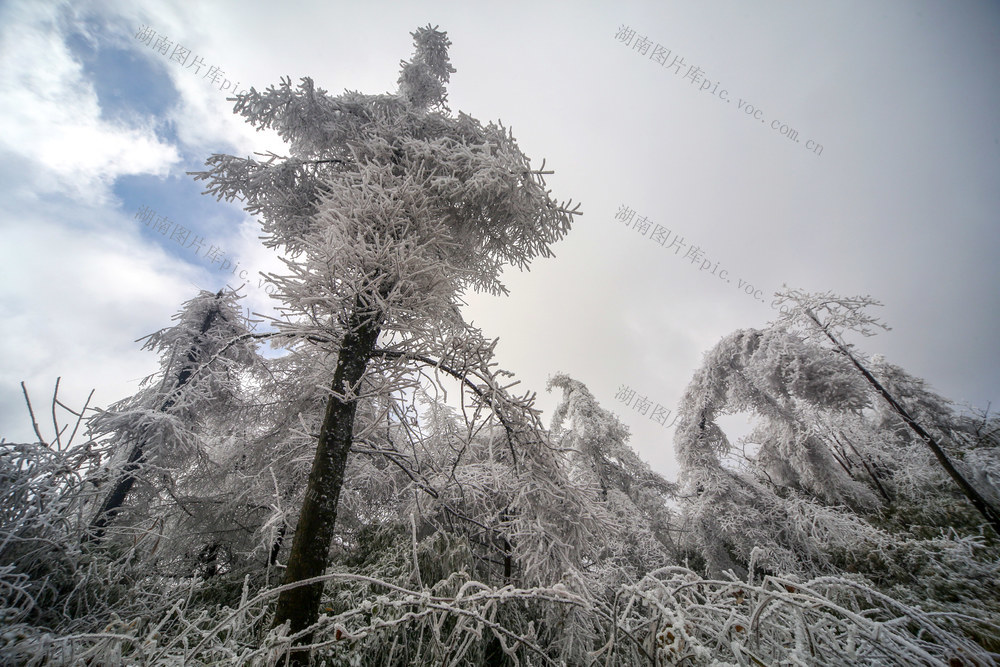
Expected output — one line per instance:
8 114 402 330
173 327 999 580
1 0 998 480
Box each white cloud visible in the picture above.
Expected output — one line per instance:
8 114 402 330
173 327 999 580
0 1 180 205
0 206 205 444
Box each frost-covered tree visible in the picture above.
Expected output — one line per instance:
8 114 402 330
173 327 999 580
673 326 881 576
773 288 1000 533
85 288 258 541
547 374 678 578
1 382 103 628
191 24 581 648
672 293 1000 649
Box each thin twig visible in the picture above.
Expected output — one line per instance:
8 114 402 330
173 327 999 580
20 382 47 446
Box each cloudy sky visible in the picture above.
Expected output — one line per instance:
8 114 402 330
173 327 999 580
1 0 997 479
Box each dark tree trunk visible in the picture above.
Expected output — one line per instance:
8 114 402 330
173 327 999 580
86 443 146 540
86 294 225 542
270 294 384 659
269 524 286 566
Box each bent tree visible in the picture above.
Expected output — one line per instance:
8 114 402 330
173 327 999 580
672 326 880 576
192 25 580 650
675 292 1000 580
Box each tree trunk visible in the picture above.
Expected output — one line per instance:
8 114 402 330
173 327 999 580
86 443 146 540
269 524 286 566
270 294 384 657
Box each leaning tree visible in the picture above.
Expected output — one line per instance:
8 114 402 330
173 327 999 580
674 290 1000 581
773 288 1000 533
191 24 582 651
85 288 259 542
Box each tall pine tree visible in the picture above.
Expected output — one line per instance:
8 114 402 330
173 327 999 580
191 25 581 651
